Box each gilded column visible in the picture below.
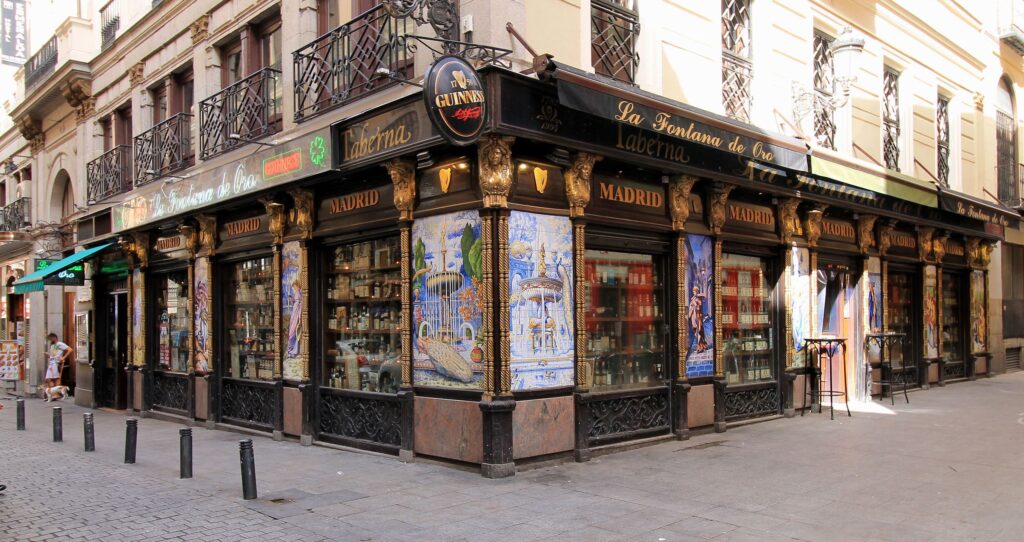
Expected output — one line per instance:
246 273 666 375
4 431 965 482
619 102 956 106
265 200 286 380
707 183 731 434
496 212 511 395
566 152 600 392
180 223 198 420
385 160 416 389
670 175 697 438
479 211 495 398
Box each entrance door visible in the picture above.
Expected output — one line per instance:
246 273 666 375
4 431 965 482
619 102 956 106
97 292 128 409
816 262 862 402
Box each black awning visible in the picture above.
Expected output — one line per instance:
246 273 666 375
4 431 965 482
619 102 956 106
543 61 809 172
938 187 1020 229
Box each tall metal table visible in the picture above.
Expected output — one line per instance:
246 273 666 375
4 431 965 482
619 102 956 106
865 332 909 405
801 337 850 420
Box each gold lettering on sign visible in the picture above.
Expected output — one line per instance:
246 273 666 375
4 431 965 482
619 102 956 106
727 205 774 226
343 123 413 162
946 242 965 257
155 236 182 251
598 182 663 208
225 218 261 237
327 189 381 214
822 220 855 239
891 233 916 249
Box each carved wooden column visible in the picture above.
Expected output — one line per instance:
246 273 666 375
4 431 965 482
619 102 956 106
264 199 286 440
669 175 696 439
288 188 316 445
858 215 878 397
925 230 947 389
968 240 994 379
384 159 416 460
196 214 217 427
707 182 732 433
180 223 199 422
122 232 150 415
918 227 936 389
477 135 516 478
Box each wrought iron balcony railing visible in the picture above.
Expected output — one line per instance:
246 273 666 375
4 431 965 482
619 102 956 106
199 67 281 159
135 113 193 186
591 0 640 85
0 198 31 231
294 4 414 122
100 0 121 50
87 145 132 205
25 36 58 91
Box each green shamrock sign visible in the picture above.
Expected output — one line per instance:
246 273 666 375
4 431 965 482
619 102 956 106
309 136 326 167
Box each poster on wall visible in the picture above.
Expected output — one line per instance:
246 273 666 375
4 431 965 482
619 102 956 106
281 241 304 380
193 257 211 374
75 312 89 365
867 257 883 333
970 270 986 353
412 211 484 388
685 234 714 378
131 268 144 366
508 211 574 390
923 265 938 358
790 247 810 367
0 340 18 380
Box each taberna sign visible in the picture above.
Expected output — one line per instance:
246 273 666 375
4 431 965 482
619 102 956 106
423 56 487 146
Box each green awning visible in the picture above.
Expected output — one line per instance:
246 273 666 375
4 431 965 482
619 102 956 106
809 155 938 208
13 243 112 293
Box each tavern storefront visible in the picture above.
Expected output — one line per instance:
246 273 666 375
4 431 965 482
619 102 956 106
95 58 1013 477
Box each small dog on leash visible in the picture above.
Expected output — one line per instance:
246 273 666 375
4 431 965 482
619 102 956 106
41 385 69 402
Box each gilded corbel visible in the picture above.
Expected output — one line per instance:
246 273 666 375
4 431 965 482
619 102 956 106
478 135 515 208
777 198 800 245
197 214 217 256
877 220 895 257
384 159 417 221
565 152 602 218
856 214 877 255
288 189 315 239
707 183 735 235
669 175 698 231
917 227 935 262
263 198 286 245
804 204 827 248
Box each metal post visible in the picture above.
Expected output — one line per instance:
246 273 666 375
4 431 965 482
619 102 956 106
179 428 192 479
83 413 95 452
52 407 62 442
124 418 138 464
16 398 24 430
239 439 257 500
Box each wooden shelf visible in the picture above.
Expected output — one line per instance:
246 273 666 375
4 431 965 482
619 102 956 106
331 265 401 274
326 328 400 335
588 316 664 323
327 296 401 303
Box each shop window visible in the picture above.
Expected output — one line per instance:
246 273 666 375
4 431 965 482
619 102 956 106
585 250 666 390
225 256 276 380
882 67 901 171
721 253 773 385
317 0 340 35
155 271 190 373
887 271 914 364
816 265 852 337
1003 244 1024 338
324 237 402 392
942 272 964 363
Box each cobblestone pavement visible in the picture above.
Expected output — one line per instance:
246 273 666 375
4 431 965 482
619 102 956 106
2 373 1023 541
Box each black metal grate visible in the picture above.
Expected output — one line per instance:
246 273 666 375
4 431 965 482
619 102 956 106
813 31 836 150
722 0 751 122
152 371 188 413
86 145 132 204
220 378 277 430
591 0 640 85
100 0 120 50
199 67 280 159
24 36 57 91
723 385 780 420
883 68 901 171
936 95 950 187
1007 347 1021 371
135 113 193 186
318 388 403 450
997 111 1017 205
0 197 30 231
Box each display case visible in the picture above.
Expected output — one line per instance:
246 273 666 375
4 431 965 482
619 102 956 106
720 253 774 385
584 250 666 391
323 237 402 393
942 272 964 363
887 271 914 364
225 256 276 380
154 271 190 373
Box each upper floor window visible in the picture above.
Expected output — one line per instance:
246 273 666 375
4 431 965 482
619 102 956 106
222 40 244 87
317 0 341 35
722 0 752 122
936 94 950 187
813 31 836 150
997 78 1017 205
591 0 640 84
151 69 195 125
882 67 900 171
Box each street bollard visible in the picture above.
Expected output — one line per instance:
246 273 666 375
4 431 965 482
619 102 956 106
16 398 24 430
52 407 62 442
83 413 95 452
179 428 192 479
124 418 138 464
239 439 257 500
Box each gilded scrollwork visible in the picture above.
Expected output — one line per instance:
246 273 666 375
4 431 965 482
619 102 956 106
977 241 994 268
965 237 980 268
565 152 602 218
478 135 515 208
130 232 150 269
384 159 417 220
707 184 734 235
669 175 698 231
288 189 315 239
856 214 877 255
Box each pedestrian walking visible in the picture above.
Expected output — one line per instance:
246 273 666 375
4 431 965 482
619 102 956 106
45 333 72 388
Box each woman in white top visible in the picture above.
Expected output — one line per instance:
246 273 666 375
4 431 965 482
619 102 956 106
45 333 72 387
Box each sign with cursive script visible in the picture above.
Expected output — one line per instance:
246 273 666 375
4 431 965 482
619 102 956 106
938 189 1019 228
336 99 439 170
35 259 85 286
112 129 331 232
423 56 487 145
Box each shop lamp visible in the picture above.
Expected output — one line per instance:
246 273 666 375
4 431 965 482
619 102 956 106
791 26 865 125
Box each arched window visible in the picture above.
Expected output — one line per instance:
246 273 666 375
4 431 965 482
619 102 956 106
997 78 1017 205
60 178 75 222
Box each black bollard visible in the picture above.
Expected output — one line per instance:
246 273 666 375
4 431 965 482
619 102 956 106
124 418 138 464
179 428 192 479
52 407 62 442
16 398 24 430
239 439 257 500
83 413 95 452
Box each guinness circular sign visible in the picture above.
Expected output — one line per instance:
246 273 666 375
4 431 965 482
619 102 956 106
424 56 487 146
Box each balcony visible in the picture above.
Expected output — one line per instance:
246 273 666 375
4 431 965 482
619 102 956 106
0 198 31 232
24 36 57 91
135 113 193 186
100 0 121 51
1000 0 1024 53
199 67 281 159
591 0 640 85
293 4 415 122
87 145 132 205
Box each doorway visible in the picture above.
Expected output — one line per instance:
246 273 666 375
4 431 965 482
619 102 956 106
816 261 863 402
96 288 128 409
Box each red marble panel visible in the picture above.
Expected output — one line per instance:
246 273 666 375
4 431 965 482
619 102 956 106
688 383 714 428
512 395 573 460
133 371 143 411
194 377 208 420
414 396 483 463
283 386 302 436
929 363 939 384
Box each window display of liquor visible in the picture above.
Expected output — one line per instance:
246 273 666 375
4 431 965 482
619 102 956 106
323 237 402 393
155 271 190 373
225 256 276 380
887 271 914 364
720 253 774 385
942 272 964 363
584 250 666 391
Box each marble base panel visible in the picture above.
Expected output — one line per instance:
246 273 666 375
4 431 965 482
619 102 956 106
133 370 144 411
283 386 302 436
414 396 483 464
512 395 573 460
975 357 987 376
793 374 807 410
687 384 714 429
194 377 208 420
929 363 939 384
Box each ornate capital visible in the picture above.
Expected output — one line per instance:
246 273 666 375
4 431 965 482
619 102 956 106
917 227 935 262
856 214 877 255
75 97 96 123
288 189 315 239
178 223 198 259
128 62 144 87
973 92 984 111
16 116 43 152
669 175 698 231
197 214 217 256
190 13 210 45
478 135 515 208
932 231 948 264
980 241 995 268
565 152 602 218
384 159 416 221
777 198 800 245
706 183 734 235
877 220 895 256
263 198 286 244
131 232 150 268
971 239 994 269
804 203 827 248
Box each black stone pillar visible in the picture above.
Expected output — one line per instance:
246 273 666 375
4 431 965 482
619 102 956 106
937 359 946 387
712 378 727 433
480 398 515 478
125 365 136 415
783 370 797 418
574 392 591 462
187 373 197 424
272 380 284 441
672 381 691 440
397 389 414 462
299 382 314 446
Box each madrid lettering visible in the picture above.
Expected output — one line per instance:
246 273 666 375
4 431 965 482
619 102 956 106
599 182 663 208
728 205 773 226
823 221 855 239
328 189 380 214
225 218 261 237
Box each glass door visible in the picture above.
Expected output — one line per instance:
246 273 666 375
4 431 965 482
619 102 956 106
887 269 919 386
815 263 863 401
942 271 965 368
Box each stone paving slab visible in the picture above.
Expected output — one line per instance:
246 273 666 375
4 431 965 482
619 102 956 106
1 372 1023 541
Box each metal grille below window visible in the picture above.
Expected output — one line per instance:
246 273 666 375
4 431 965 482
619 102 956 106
936 96 950 187
591 0 640 85
882 68 900 171
722 0 751 123
997 111 1017 206
813 32 836 149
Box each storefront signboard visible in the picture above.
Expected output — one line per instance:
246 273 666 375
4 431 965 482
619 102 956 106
34 259 85 286
589 174 667 222
220 216 267 241
821 219 856 242
684 234 715 378
1 0 27 67
0 340 18 380
725 202 775 232
939 189 1019 228
336 99 439 170
888 231 917 255
113 128 331 233
423 56 487 146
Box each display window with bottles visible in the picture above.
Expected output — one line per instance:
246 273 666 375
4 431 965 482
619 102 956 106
720 253 775 385
941 272 964 363
154 271 190 373
323 237 402 393
887 270 916 365
225 256 276 380
584 249 666 391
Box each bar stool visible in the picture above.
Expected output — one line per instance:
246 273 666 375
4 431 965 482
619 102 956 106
865 332 908 405
801 337 850 420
